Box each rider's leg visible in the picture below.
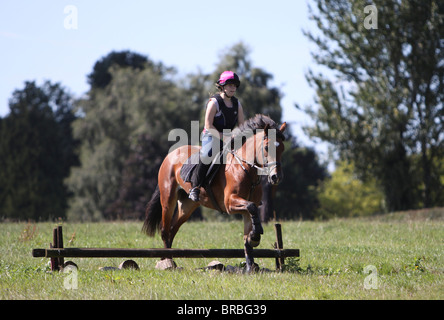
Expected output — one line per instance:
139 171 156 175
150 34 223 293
188 161 210 201
189 132 219 201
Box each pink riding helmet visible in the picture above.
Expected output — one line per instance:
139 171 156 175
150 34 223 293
217 71 241 87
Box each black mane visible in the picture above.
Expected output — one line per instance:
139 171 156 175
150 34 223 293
230 114 285 150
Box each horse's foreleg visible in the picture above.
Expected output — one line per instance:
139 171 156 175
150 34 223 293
245 202 263 246
227 194 263 247
242 213 256 272
228 195 263 273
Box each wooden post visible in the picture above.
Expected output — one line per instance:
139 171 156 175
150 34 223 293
50 226 64 271
274 223 284 271
57 226 64 269
51 227 59 271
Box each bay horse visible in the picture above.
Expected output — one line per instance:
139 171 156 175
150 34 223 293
142 114 286 272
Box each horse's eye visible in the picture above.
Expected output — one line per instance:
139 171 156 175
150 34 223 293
265 145 269 152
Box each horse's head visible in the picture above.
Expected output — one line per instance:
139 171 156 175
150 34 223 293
231 115 287 186
256 122 287 185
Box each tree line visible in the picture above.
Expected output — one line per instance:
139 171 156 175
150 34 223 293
1 0 442 221
0 44 328 221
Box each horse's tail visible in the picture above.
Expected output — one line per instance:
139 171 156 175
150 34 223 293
142 184 162 237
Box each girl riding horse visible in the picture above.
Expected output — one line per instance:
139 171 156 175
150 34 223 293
189 71 245 202
142 73 286 272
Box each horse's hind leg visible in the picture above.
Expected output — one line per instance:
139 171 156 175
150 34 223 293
159 182 179 249
170 189 199 244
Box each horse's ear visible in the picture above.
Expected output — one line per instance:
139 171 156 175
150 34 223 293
264 123 270 136
279 122 287 133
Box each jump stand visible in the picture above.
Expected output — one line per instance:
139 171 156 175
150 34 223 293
32 224 299 271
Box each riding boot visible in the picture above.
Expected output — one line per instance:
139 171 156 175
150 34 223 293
189 161 211 201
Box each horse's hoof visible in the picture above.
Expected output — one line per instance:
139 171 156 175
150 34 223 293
245 262 260 273
248 232 261 247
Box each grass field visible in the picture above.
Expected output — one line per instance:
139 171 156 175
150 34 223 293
0 209 442 300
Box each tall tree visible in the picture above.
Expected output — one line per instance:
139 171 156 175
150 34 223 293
105 134 164 220
87 50 151 89
0 81 78 220
303 0 443 211
67 52 201 220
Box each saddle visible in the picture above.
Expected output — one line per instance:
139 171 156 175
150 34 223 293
180 149 228 214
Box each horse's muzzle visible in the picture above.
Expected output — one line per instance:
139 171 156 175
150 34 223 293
268 170 283 185
270 174 279 185
268 174 282 185
264 161 282 185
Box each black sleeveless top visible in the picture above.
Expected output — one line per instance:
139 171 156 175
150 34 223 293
208 94 239 132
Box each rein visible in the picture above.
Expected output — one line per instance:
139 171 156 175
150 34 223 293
231 150 274 176
230 150 261 200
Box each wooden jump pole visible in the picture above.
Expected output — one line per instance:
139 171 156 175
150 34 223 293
32 247 299 259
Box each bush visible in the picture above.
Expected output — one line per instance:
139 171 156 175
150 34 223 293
315 161 385 219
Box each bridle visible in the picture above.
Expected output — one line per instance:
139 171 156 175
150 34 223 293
229 134 281 200
230 135 281 178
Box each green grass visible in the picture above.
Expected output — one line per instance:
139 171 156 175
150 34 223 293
1 209 443 300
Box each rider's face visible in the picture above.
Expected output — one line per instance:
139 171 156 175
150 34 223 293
223 83 237 97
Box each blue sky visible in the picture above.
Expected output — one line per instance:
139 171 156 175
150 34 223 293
0 1 328 159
